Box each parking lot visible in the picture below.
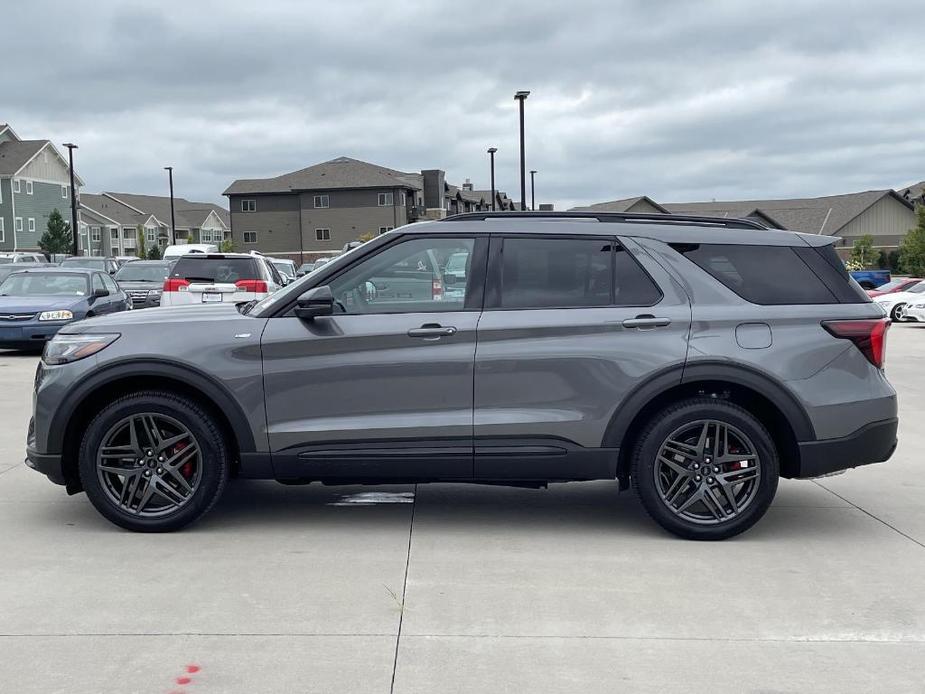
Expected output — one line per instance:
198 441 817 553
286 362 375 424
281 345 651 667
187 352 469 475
0 325 922 693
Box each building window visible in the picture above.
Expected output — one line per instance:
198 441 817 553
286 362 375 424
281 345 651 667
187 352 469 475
401 192 406 206
110 228 119 240
28 218 35 233
378 226 394 234
315 228 330 241
241 199 256 212
91 226 101 242
314 195 330 208
378 192 394 206
145 227 157 243
123 228 135 239
62 185 68 199
26 180 33 195
13 180 20 193
14 218 23 232
243 231 258 244
0 218 4 242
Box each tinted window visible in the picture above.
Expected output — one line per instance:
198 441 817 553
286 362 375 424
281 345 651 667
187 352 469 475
675 244 844 305
102 274 120 293
499 237 661 309
170 257 259 283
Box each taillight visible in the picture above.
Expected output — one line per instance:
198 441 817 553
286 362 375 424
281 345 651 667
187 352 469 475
163 278 190 292
235 279 268 293
432 278 443 301
822 318 889 368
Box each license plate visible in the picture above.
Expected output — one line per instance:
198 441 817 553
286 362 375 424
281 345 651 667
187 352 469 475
0 327 23 340
201 293 223 303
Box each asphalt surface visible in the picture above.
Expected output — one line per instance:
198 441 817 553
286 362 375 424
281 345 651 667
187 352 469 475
0 325 923 693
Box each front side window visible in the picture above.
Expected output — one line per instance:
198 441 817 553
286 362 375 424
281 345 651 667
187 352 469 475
243 231 258 244
377 192 394 207
314 195 329 208
328 236 475 314
241 199 256 212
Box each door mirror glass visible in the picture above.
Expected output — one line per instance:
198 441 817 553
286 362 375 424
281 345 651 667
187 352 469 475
294 285 334 321
93 287 109 298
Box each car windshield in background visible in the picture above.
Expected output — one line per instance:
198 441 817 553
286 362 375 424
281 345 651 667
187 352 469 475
171 257 257 283
61 258 107 270
0 273 89 296
272 261 296 277
115 264 170 282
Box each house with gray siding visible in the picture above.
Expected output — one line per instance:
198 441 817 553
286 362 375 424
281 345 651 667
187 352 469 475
224 157 502 262
0 123 84 252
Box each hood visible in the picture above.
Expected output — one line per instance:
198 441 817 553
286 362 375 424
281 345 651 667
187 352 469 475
61 302 251 333
0 295 87 314
117 281 163 291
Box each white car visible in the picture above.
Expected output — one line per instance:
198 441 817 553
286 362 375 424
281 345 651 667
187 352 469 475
160 253 282 307
162 243 219 261
905 298 925 323
0 252 47 264
873 280 925 322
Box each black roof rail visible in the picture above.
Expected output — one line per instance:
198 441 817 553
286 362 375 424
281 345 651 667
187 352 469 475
441 211 769 230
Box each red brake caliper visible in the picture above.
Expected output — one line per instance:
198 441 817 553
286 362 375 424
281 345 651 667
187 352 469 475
173 441 193 478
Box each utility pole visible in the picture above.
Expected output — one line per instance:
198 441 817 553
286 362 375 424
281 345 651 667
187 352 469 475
530 170 537 211
514 91 530 211
164 167 177 245
488 147 497 211
63 143 79 256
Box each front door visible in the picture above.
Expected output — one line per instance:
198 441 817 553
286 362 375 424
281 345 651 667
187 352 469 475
261 234 486 480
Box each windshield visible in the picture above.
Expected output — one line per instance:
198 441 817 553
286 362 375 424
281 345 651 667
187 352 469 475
272 260 295 277
115 263 170 282
171 257 259 283
62 257 106 270
874 279 905 292
0 273 89 296
909 282 925 294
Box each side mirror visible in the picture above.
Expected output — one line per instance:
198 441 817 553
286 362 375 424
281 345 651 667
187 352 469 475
91 287 109 300
294 285 334 321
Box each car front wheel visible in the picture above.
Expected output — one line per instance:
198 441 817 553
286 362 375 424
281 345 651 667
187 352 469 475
78 391 229 532
632 398 779 540
891 303 907 322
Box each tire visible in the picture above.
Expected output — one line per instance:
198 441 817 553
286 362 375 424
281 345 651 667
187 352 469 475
631 397 779 540
78 391 230 532
890 303 907 322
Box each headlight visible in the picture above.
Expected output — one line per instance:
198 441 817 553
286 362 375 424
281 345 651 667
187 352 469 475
914 303 925 309
43 333 120 365
38 310 74 321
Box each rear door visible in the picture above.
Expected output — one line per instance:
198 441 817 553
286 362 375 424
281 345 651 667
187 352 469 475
473 234 691 479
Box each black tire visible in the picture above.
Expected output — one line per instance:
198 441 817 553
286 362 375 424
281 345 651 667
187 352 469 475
78 391 230 532
890 303 906 322
631 397 779 540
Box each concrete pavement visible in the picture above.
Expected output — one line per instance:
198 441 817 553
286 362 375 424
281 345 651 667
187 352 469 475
0 325 923 693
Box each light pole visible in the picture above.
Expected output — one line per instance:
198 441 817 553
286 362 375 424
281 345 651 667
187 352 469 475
164 167 177 245
514 91 530 211
487 147 497 211
530 170 537 211
63 143 79 256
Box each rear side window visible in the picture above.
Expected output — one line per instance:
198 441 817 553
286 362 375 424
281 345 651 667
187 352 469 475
673 243 865 305
170 257 258 283
498 237 661 309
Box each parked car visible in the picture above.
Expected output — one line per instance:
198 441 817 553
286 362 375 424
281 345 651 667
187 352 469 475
162 244 219 260
0 263 47 284
27 212 896 539
296 262 315 277
270 258 298 284
59 256 120 275
114 260 174 309
114 256 141 268
866 277 923 298
0 268 128 350
849 269 890 290
0 252 48 264
872 280 925 321
904 299 925 323
160 253 282 307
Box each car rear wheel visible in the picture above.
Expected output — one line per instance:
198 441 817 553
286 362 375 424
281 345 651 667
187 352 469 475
78 391 229 532
631 398 779 540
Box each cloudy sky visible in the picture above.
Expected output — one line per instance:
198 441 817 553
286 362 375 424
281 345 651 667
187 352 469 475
3 0 924 210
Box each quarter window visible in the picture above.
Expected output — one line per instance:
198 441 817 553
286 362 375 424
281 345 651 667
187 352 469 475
313 195 330 208
315 228 330 241
241 199 256 212
378 192 394 206
243 231 258 244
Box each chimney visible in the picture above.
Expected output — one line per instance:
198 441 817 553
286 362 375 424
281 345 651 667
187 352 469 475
462 178 474 191
421 169 447 219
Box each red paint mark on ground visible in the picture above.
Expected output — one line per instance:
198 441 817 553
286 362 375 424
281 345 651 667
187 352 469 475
186 665 201 673
176 676 192 685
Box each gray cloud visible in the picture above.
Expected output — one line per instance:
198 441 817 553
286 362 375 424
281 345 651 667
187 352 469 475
3 0 923 209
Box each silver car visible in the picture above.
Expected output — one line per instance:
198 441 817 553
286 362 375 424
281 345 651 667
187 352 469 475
26 212 897 539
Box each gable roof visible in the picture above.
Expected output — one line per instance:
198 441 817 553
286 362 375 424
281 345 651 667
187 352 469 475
102 192 228 230
80 193 152 227
0 140 48 176
664 190 912 234
223 156 424 196
571 196 670 214
898 181 925 203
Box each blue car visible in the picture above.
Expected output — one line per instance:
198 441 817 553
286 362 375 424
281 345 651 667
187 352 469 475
0 267 129 350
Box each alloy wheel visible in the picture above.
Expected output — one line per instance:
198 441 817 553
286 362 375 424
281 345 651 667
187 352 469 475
96 413 202 517
654 419 761 525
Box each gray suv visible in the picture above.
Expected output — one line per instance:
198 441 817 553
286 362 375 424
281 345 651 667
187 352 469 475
25 212 898 539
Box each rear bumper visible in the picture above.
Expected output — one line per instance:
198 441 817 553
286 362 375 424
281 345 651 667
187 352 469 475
795 418 898 478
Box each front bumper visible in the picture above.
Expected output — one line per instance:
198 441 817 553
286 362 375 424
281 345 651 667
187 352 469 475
0 322 67 346
25 446 67 486
795 418 898 478
905 305 925 322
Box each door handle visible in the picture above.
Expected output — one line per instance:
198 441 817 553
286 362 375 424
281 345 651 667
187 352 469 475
621 315 671 329
407 324 457 338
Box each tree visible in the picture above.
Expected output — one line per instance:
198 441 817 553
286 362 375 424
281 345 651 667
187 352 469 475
219 238 235 253
39 209 72 256
849 234 877 268
899 207 925 276
888 250 901 272
146 244 162 260
136 225 146 259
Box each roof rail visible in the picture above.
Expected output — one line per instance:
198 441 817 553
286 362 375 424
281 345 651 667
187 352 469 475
442 211 769 230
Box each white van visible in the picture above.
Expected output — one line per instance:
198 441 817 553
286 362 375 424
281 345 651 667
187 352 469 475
162 243 219 260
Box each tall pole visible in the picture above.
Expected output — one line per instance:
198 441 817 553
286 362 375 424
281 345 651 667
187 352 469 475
63 143 79 257
488 147 497 211
530 170 537 211
514 91 530 211
164 167 176 245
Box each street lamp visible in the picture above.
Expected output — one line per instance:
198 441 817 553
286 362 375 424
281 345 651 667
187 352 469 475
63 143 79 256
164 167 177 246
487 147 498 211
514 90 530 211
530 170 537 211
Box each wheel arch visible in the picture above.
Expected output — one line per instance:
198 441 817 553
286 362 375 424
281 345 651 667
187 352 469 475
605 362 814 485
